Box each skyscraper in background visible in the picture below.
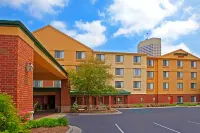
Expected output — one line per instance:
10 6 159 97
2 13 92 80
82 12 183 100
137 38 161 57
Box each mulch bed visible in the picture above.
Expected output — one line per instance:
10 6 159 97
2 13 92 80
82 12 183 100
31 126 69 133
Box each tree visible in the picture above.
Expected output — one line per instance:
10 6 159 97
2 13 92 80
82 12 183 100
68 57 118 111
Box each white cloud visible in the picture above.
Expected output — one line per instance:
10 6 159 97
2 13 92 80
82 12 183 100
107 0 183 37
162 42 200 57
0 0 69 19
51 20 107 48
98 10 105 18
91 0 97 5
150 15 200 41
150 14 200 56
51 20 77 37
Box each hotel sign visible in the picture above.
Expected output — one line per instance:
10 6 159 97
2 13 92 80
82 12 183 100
174 53 188 56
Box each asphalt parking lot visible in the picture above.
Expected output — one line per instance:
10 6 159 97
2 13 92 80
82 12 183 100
66 107 200 133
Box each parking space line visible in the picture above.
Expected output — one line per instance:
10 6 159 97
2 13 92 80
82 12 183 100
115 124 124 133
153 122 181 133
188 121 200 125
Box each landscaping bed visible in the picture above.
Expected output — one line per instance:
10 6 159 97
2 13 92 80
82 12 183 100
31 126 69 133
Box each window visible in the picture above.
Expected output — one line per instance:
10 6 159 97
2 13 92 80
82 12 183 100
177 96 183 103
134 68 141 76
55 50 64 58
191 61 197 68
54 80 61 87
191 83 196 89
133 81 141 88
177 60 183 67
117 97 123 104
191 72 197 79
115 68 124 75
96 54 105 61
115 81 124 88
177 72 183 78
147 71 154 78
33 80 43 87
76 51 86 59
163 60 169 66
177 83 183 89
163 71 169 78
191 96 196 102
116 55 124 62
147 83 154 89
163 82 169 89
133 56 141 63
147 60 154 66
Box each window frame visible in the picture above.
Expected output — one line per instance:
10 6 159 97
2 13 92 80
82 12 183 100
76 51 86 59
55 50 64 59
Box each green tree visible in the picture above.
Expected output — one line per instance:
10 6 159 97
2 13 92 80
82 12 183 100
69 58 118 111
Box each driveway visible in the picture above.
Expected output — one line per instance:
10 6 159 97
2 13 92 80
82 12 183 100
66 107 200 133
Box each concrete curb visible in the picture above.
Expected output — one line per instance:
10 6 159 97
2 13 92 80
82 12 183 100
116 106 200 110
66 125 82 133
67 110 122 116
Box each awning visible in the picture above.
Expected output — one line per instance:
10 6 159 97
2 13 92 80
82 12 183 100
33 88 131 95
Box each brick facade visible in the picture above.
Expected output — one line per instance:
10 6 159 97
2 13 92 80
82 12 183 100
128 94 200 104
43 80 54 87
0 35 34 115
61 79 71 112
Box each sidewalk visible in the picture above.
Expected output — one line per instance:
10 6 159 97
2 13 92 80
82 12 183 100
116 106 200 110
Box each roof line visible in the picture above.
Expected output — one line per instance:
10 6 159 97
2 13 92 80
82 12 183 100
33 25 94 52
0 20 68 76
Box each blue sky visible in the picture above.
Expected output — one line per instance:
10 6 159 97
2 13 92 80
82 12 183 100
0 0 200 55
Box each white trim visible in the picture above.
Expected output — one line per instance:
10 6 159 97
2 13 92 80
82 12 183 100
115 124 124 133
154 122 181 133
188 121 200 125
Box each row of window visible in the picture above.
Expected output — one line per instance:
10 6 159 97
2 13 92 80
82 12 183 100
147 59 197 67
115 81 197 89
162 71 197 79
115 68 197 79
177 96 197 103
54 51 142 63
33 80 61 87
55 51 86 59
115 81 141 88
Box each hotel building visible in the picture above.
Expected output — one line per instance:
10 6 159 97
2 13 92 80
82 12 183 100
1 21 199 115
137 38 161 57
32 25 200 107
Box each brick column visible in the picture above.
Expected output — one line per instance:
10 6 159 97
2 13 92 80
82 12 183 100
82 97 85 105
102 96 105 105
61 79 71 112
108 96 112 107
0 35 34 118
96 96 99 105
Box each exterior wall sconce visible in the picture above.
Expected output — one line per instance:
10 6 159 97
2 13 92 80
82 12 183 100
140 98 143 102
153 98 155 101
168 96 170 101
26 63 34 72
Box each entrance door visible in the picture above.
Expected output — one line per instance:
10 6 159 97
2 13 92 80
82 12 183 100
48 95 55 109
169 96 173 104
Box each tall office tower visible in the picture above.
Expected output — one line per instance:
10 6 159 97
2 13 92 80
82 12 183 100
137 38 161 57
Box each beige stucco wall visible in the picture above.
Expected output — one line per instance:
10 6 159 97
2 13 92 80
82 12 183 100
94 52 147 94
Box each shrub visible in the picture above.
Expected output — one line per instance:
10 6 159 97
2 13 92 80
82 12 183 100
0 93 26 133
57 118 69 126
25 117 69 129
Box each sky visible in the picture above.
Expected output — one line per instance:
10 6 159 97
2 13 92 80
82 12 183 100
0 0 200 56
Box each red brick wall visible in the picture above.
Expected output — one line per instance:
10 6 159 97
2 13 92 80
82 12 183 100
128 94 200 104
43 80 54 87
0 35 34 113
61 79 70 112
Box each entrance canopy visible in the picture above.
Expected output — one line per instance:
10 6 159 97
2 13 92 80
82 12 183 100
0 20 68 80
